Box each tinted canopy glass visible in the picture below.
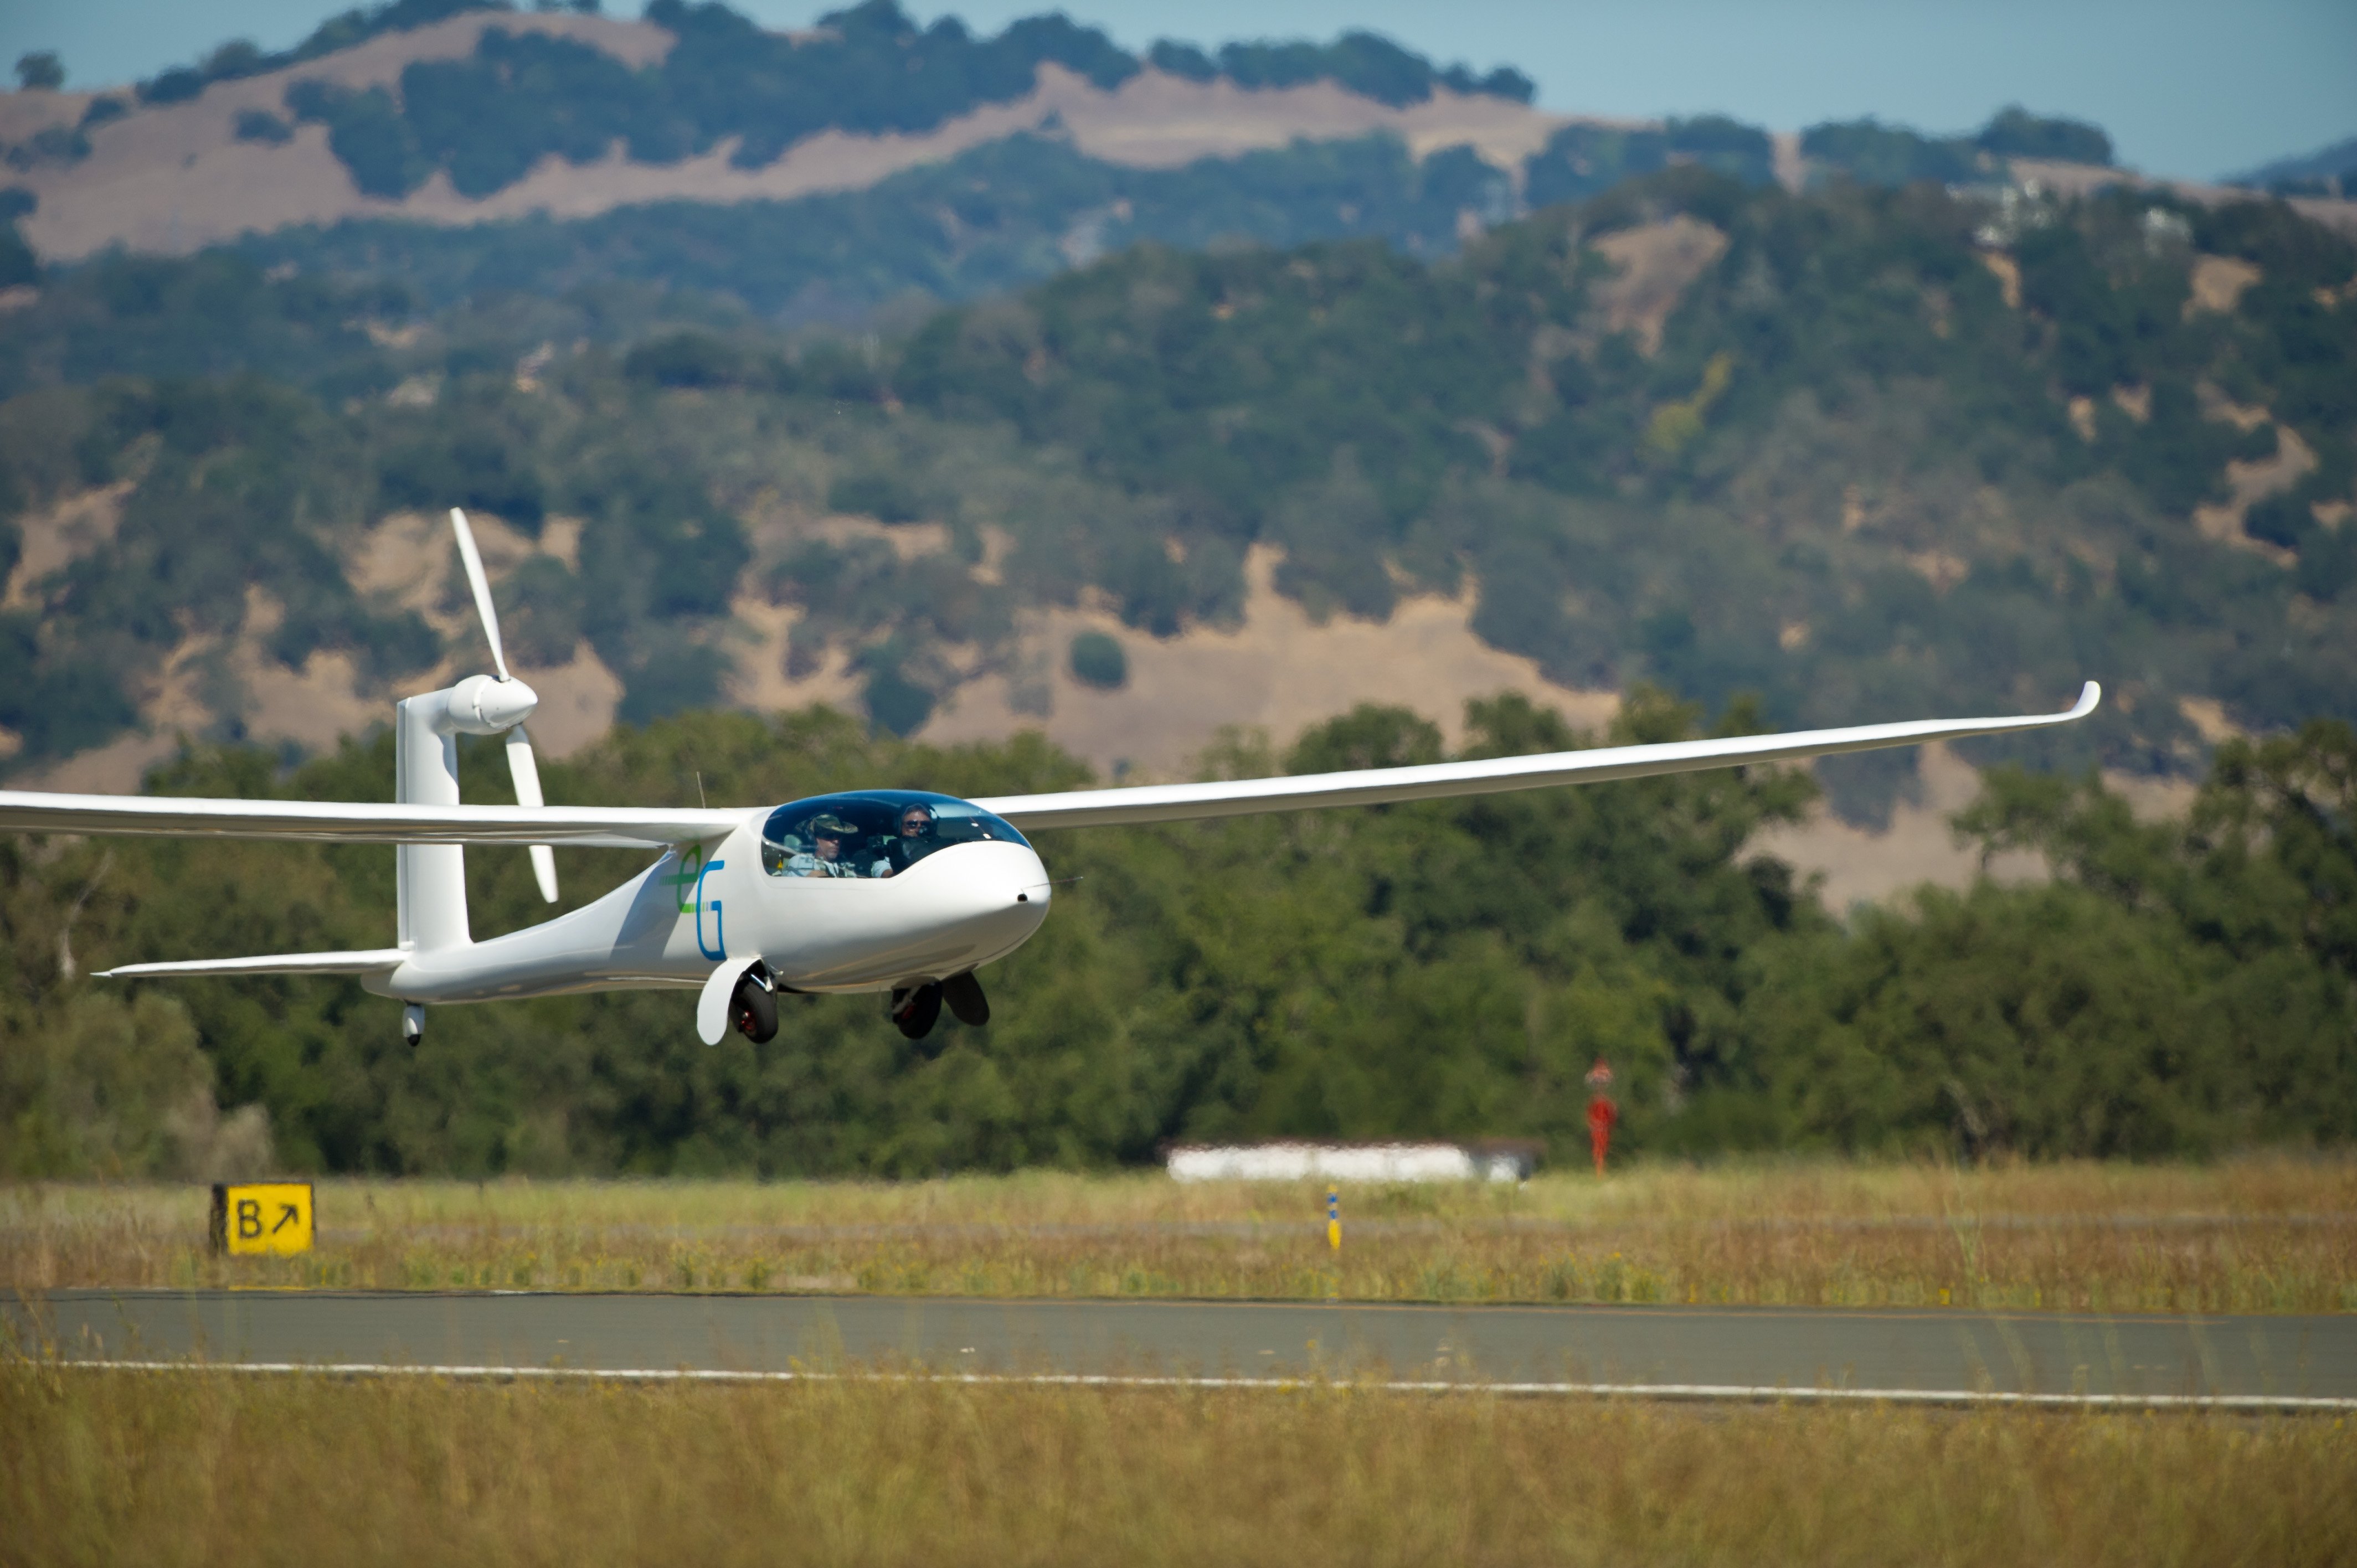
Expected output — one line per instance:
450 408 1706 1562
760 791 1028 880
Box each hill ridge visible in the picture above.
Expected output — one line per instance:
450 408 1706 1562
1 2 1555 262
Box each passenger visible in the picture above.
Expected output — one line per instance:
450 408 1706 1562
876 804 938 877
783 816 863 878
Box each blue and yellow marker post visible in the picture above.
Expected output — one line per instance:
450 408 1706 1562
1325 1188 1340 1299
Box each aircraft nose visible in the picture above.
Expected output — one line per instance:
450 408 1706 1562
914 840 1049 922
943 842 1050 969
1011 847 1051 910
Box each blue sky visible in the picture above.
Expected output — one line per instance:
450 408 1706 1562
6 0 2351 180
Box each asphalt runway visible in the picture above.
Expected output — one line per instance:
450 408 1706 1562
11 1290 2355 1407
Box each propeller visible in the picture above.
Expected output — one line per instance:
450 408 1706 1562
451 508 559 904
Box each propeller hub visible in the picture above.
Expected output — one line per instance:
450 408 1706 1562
447 673 539 735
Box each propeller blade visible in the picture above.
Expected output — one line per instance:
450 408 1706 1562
504 725 544 808
527 844 558 905
449 507 510 682
505 725 559 904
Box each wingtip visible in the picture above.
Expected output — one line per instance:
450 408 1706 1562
2072 680 2101 717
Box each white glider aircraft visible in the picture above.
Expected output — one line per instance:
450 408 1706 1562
0 510 2101 1048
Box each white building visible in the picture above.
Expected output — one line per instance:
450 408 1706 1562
1165 1141 1537 1184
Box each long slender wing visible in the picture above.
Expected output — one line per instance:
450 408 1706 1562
97 949 409 979
0 794 745 848
977 683 2102 831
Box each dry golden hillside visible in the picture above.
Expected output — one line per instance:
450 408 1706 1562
2 11 1567 262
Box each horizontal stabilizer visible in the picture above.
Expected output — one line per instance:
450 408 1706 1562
979 682 2102 831
98 949 410 979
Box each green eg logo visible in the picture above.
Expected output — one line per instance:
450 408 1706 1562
210 1182 315 1257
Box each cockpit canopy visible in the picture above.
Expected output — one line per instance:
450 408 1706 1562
761 791 1029 880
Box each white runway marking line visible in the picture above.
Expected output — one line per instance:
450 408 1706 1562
27 1359 2357 1414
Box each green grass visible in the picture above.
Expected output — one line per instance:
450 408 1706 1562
4 1364 2351 1567
8 1154 2355 1312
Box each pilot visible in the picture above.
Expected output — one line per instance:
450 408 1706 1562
784 816 862 878
875 803 938 876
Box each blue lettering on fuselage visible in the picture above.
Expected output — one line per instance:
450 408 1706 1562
694 856 727 960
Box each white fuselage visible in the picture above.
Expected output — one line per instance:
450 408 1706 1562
367 819 1052 1004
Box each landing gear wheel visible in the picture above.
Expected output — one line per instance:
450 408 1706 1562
942 971 989 1028
730 975 779 1043
891 982 943 1043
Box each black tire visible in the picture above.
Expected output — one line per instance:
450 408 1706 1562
893 982 943 1041
730 976 779 1043
942 971 989 1027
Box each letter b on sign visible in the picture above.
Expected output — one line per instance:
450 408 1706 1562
210 1182 314 1256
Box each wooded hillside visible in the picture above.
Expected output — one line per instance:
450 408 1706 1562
1 168 2348 823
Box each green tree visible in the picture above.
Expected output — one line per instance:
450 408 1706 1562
13 52 63 92
1742 881 2237 1158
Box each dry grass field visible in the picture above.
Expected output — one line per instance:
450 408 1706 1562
8 1159 2353 1564
7 1154 2354 1313
4 1364 2351 1567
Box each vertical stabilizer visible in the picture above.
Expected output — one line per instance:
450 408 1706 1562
395 695 471 952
